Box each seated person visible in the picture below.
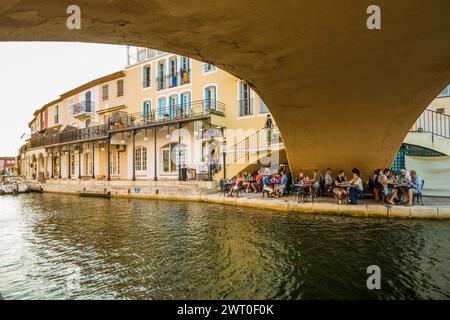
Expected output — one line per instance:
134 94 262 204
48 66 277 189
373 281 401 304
262 173 275 197
228 173 244 197
400 168 411 182
241 171 252 193
372 169 382 201
333 170 348 204
407 170 423 206
348 168 364 204
277 171 289 196
252 170 263 192
295 172 305 185
397 168 412 203
310 169 322 195
378 168 398 204
246 173 257 193
324 168 333 194
274 172 282 184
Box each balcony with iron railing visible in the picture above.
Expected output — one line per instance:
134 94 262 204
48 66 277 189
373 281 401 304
70 101 95 119
410 108 450 140
156 69 191 90
29 124 109 149
25 99 225 150
107 99 225 131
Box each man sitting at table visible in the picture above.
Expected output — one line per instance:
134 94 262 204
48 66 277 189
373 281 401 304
397 168 412 204
378 168 398 205
295 172 305 185
400 168 411 182
408 170 424 206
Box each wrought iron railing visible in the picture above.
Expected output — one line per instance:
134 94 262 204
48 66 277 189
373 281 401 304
142 80 151 88
410 109 450 140
25 99 225 149
29 124 109 148
107 99 225 131
156 69 190 90
70 101 95 117
225 125 283 165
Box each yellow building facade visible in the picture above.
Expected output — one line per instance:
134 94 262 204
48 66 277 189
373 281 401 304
18 47 450 186
19 48 281 183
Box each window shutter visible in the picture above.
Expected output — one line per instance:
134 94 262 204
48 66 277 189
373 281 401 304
117 80 124 96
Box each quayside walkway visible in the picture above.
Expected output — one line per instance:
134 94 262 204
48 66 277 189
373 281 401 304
28 181 450 220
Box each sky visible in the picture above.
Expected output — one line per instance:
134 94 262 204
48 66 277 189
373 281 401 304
0 42 126 156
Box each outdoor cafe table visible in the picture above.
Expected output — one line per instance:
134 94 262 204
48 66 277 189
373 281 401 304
293 183 315 203
391 182 410 188
389 182 411 204
335 184 353 189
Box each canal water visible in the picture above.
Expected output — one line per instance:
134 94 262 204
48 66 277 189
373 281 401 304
0 193 449 300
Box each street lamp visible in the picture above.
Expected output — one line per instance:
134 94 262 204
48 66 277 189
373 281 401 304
222 135 227 180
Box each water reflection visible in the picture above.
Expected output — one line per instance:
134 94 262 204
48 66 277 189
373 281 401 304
0 193 449 299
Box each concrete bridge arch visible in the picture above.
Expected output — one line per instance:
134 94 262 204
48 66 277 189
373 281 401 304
1 0 450 177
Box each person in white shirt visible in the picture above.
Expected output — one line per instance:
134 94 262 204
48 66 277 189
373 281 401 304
378 168 398 204
400 168 411 182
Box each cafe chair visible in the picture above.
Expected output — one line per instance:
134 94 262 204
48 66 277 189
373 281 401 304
413 180 425 206
376 183 386 204
219 179 230 197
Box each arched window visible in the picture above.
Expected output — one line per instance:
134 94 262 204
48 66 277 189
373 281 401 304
161 143 187 173
135 146 147 172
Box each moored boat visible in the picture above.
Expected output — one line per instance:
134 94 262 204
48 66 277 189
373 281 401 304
0 177 31 195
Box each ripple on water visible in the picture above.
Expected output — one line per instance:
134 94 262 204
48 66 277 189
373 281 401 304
0 193 449 300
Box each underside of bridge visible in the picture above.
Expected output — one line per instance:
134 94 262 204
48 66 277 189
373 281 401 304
1 0 449 177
